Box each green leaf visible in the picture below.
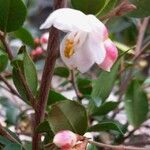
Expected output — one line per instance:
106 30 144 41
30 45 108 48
6 106 20 125
4 143 22 150
125 80 148 128
114 41 134 54
23 48 38 95
88 144 98 150
0 97 20 125
96 0 117 17
0 50 8 72
12 68 28 102
12 46 38 103
92 101 119 116
87 121 124 135
91 60 120 104
77 77 92 95
128 0 150 18
0 0 27 32
0 136 22 150
48 90 67 106
36 121 54 143
54 67 70 78
36 121 53 134
71 0 106 14
48 100 88 135
13 27 34 47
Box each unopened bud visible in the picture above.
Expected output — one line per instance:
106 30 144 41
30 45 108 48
53 130 77 149
116 1 137 16
34 37 40 45
35 47 43 55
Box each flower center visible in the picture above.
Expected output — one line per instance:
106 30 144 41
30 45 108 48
64 39 74 58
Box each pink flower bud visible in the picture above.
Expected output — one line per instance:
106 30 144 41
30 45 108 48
31 50 37 57
40 33 49 44
53 130 77 149
34 37 40 45
35 47 43 55
99 39 118 71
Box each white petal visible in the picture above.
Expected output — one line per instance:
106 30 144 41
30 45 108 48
85 32 106 64
60 32 95 73
74 44 95 73
40 8 91 32
87 15 108 40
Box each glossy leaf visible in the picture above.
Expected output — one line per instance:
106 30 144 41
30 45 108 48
77 77 92 95
13 27 34 47
0 97 20 125
48 100 88 135
54 67 70 78
87 121 123 135
47 90 67 106
0 50 8 72
0 0 27 32
12 68 29 102
128 0 150 18
92 101 119 116
12 46 38 103
125 80 148 128
36 121 53 134
23 48 38 95
88 144 97 150
91 60 120 104
0 136 22 150
71 0 105 14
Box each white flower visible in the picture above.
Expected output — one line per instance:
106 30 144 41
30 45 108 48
40 8 118 73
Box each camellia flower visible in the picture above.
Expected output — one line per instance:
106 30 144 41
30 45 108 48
53 130 77 149
40 8 118 73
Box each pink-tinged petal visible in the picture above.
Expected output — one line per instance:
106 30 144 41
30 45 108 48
53 130 77 149
99 39 118 71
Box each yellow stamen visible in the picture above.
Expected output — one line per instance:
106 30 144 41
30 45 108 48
64 39 74 58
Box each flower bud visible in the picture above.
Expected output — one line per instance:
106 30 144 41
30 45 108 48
34 37 40 45
35 47 43 55
99 39 118 71
53 130 77 149
116 0 136 16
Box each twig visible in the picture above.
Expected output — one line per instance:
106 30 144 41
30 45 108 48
134 17 150 58
0 75 21 98
0 32 13 60
89 140 150 150
32 1 66 149
70 70 82 100
123 128 138 141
